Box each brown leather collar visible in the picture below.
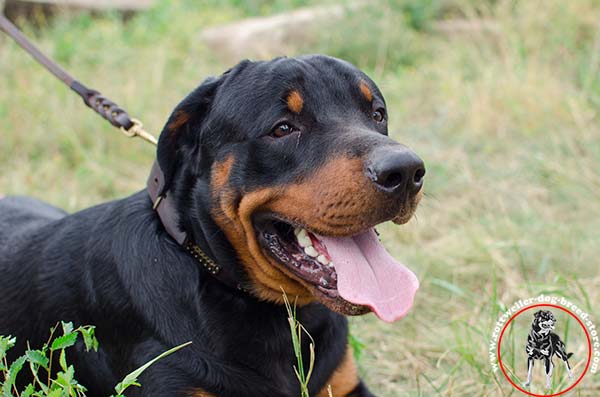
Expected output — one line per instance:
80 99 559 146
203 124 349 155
147 161 246 291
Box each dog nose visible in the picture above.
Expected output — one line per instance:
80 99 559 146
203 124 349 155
367 147 425 195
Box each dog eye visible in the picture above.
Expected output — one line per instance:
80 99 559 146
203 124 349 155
270 123 297 138
372 108 386 123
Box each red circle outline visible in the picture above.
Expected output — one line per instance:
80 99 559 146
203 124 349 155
497 303 592 396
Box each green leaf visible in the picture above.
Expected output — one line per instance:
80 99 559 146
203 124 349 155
59 348 68 372
114 342 192 395
21 383 35 397
54 365 75 389
79 326 98 352
0 336 17 366
46 388 63 397
26 349 50 368
2 355 26 397
61 322 74 336
51 332 78 351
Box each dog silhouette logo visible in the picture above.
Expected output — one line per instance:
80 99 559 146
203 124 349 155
523 310 574 389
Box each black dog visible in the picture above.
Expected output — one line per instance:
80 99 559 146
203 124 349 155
523 310 574 389
0 55 424 396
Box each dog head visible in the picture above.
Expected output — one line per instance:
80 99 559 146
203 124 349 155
533 310 556 335
156 55 424 322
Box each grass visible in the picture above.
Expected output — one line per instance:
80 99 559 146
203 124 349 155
1 0 599 395
283 290 316 397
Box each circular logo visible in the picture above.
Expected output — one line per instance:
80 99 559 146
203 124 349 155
497 303 592 396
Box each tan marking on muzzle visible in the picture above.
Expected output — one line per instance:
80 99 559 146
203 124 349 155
210 156 421 304
211 187 310 303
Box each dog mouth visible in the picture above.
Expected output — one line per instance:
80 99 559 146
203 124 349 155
254 213 419 322
255 216 339 296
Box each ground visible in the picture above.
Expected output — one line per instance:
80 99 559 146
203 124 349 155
1 1 599 396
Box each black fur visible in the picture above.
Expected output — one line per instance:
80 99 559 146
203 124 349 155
0 55 404 396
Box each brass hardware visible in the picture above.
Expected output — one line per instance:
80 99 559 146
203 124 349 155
185 241 221 275
120 118 158 146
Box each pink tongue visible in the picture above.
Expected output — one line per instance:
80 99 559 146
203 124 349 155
317 229 419 323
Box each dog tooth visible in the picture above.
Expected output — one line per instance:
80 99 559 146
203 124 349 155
298 235 312 248
296 228 308 238
296 228 308 239
304 246 318 257
317 255 329 265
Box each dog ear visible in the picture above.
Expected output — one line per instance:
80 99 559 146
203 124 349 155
534 310 543 319
156 75 224 192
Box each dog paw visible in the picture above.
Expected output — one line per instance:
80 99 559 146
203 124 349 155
568 371 574 380
522 381 531 388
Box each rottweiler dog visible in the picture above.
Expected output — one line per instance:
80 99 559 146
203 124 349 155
523 310 574 389
0 55 424 396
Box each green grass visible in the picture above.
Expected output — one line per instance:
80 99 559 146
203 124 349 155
283 291 316 397
1 0 599 395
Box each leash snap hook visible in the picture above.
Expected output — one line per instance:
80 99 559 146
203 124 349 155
120 118 158 146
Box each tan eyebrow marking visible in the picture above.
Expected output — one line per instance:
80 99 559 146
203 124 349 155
286 90 304 114
359 80 373 102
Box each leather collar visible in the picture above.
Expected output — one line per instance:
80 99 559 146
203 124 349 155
147 161 246 292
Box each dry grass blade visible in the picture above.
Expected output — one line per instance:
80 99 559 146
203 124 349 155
282 288 316 397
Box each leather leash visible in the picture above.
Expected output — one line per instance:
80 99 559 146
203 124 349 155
0 12 156 145
0 12 245 291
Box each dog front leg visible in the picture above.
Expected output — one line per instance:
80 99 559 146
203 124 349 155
522 358 534 387
545 358 554 389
